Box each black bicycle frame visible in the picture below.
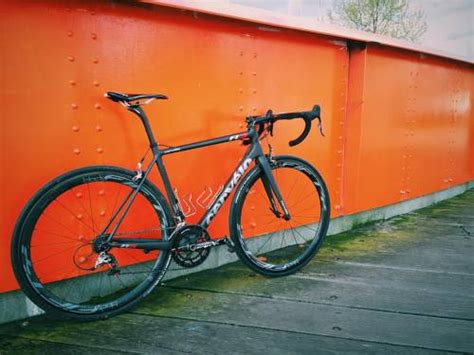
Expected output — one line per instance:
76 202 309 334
104 105 289 251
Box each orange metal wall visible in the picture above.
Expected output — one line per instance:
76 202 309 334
343 45 473 214
0 1 472 293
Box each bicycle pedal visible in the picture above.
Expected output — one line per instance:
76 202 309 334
223 237 235 253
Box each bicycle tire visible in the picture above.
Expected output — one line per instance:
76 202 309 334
230 155 330 277
11 166 173 320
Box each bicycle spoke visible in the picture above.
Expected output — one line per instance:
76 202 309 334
53 198 95 232
86 182 97 233
33 228 79 242
16 168 172 317
32 244 79 265
235 158 328 276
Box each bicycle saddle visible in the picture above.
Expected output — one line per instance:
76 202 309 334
105 91 168 103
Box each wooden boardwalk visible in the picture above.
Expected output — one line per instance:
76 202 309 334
1 190 473 354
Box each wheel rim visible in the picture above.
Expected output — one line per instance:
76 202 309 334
237 161 327 272
20 171 170 314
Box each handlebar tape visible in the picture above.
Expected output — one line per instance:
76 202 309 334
272 105 321 146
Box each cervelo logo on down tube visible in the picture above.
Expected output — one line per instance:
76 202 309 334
205 158 252 225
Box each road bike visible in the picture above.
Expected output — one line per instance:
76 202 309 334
11 91 330 320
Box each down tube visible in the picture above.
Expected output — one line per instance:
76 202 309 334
199 144 262 228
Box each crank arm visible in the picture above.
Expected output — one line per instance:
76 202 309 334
171 237 232 252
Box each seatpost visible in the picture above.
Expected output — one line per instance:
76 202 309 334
128 105 159 149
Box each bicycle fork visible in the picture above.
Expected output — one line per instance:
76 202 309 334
257 155 291 221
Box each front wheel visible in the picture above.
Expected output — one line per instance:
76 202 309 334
11 166 173 320
230 156 330 277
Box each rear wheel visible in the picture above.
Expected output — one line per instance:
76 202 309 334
230 156 330 277
11 166 173 320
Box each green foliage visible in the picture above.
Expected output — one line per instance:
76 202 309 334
328 0 427 43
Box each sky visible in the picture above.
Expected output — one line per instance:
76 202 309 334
227 0 473 61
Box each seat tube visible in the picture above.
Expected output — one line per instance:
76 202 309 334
128 105 183 222
128 106 158 148
156 155 184 222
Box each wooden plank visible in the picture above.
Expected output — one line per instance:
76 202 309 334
167 263 473 320
0 314 457 354
133 287 474 353
299 260 474 297
0 334 128 354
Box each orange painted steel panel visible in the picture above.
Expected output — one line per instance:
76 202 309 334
1 1 472 295
341 45 367 215
0 1 347 293
342 45 473 214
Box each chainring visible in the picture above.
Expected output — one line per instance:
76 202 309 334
171 225 211 268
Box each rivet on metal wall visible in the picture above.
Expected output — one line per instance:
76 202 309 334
72 125 80 132
76 192 83 198
73 148 80 155
239 88 243 93
71 103 78 110
94 103 101 110
98 189 105 196
95 125 103 132
100 210 106 216
78 235 84 241
68 56 75 62
252 89 257 94
239 106 244 112
91 33 97 40
93 81 100 87
93 58 99 64
76 214 83 220
69 80 76 86
67 31 73 37
96 147 104 154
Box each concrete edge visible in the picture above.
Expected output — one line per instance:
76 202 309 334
1 181 473 324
